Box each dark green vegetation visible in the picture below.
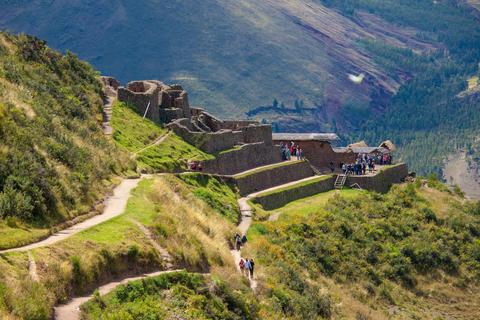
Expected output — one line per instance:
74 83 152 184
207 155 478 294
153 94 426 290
245 182 480 319
323 0 480 176
81 271 257 320
111 101 213 173
0 32 131 248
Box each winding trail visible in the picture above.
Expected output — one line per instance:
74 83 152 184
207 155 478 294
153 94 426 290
54 269 184 320
230 175 325 291
27 251 39 282
0 178 143 254
131 131 171 159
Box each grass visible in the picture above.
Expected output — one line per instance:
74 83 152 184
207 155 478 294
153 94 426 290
0 222 50 250
81 271 258 320
234 160 303 179
241 183 480 319
111 101 214 172
111 101 167 153
0 33 131 249
0 175 242 319
176 173 240 223
251 189 364 225
136 133 214 172
254 174 332 197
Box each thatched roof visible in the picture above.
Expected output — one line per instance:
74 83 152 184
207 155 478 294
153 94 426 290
348 140 368 148
379 140 396 151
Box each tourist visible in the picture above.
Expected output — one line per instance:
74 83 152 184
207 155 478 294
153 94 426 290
239 258 245 274
286 147 291 160
245 258 251 278
241 234 247 244
249 258 255 278
342 163 347 174
362 161 367 175
234 233 242 251
330 162 335 173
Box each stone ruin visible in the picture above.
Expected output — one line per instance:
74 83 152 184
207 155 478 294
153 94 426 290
111 79 274 154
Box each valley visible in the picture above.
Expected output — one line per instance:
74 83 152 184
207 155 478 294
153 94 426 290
0 5 479 319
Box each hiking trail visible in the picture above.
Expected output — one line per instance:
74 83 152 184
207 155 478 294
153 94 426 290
131 131 171 159
0 177 143 254
54 269 184 320
230 175 325 291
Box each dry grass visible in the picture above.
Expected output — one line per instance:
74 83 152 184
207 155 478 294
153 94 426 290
0 175 243 319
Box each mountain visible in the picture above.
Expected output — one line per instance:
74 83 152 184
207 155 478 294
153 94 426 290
0 1 439 127
1 0 480 180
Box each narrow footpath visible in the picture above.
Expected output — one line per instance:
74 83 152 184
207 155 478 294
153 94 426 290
230 175 325 291
0 177 143 254
131 131 171 159
54 269 184 320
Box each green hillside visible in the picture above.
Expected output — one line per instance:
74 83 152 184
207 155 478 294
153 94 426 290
0 32 131 248
244 181 480 319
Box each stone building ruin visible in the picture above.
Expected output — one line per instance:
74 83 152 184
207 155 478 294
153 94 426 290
115 79 276 155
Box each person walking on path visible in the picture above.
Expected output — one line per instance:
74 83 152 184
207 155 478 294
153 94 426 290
234 233 242 251
244 258 251 278
241 234 247 245
239 258 246 275
249 258 255 279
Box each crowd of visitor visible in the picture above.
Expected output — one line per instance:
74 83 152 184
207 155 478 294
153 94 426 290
280 141 303 161
341 153 393 176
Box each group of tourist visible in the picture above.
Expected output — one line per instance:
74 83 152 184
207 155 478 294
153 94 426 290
234 233 255 278
341 160 372 175
188 161 203 171
239 257 255 279
280 141 304 161
340 153 393 175
234 233 247 250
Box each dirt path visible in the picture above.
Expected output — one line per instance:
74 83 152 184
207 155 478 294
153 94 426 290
28 251 39 282
0 178 143 254
231 176 325 291
54 269 184 320
131 132 171 159
135 221 174 269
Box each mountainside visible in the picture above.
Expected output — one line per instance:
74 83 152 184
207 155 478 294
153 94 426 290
1 0 479 181
0 0 438 129
0 32 132 248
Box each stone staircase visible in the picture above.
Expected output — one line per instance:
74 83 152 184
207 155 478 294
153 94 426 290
102 85 116 135
334 174 347 189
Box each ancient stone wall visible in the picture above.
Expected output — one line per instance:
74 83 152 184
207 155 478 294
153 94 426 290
222 120 259 130
118 81 161 123
167 120 237 153
274 140 338 172
234 161 315 196
345 163 409 193
201 142 282 175
252 176 336 210
241 124 273 145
